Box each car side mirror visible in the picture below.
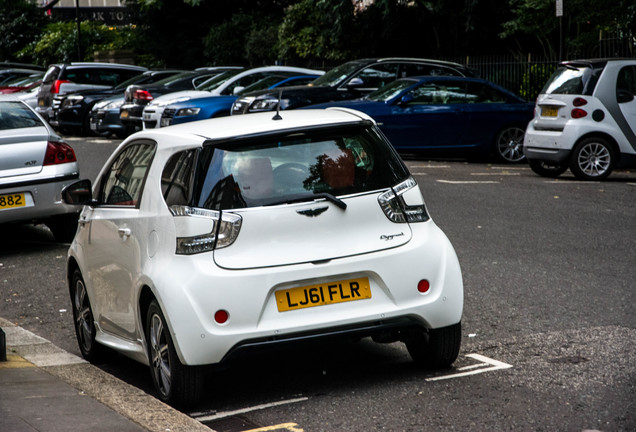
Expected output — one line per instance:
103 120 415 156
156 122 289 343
62 179 95 205
617 89 634 104
346 77 364 88
233 86 245 95
398 94 414 106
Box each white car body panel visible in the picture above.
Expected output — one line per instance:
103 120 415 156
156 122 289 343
68 109 463 370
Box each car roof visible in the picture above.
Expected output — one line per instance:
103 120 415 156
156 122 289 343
127 108 372 150
49 62 147 70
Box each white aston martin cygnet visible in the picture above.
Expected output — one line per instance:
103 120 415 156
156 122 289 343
63 108 464 407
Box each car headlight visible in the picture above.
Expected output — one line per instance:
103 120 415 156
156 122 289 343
175 107 201 117
62 95 84 108
105 99 124 110
249 97 288 112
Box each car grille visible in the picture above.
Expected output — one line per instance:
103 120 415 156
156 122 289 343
94 110 106 121
162 108 176 120
144 120 157 128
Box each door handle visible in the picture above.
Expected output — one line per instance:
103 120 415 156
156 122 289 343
118 227 131 238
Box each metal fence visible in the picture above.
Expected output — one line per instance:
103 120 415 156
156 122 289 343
439 55 558 101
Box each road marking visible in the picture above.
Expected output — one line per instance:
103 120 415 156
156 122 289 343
244 423 304 432
471 172 521 176
192 397 309 422
436 180 499 184
426 353 512 382
409 165 451 169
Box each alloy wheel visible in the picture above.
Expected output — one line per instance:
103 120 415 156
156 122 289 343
576 141 611 177
149 312 172 398
496 127 526 163
73 278 94 354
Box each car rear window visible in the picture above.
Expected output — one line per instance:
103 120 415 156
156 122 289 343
61 67 141 87
0 101 43 130
541 64 604 96
186 123 409 210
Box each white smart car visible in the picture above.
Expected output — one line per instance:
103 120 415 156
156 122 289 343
63 108 464 407
524 58 636 180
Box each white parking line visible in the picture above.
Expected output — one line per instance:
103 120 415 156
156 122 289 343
425 353 512 382
471 172 521 176
436 180 500 184
191 397 309 422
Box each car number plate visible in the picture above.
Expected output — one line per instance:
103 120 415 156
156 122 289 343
120 109 129 118
90 121 97 130
541 106 559 117
275 277 371 312
0 193 26 210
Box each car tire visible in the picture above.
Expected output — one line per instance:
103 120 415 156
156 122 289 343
70 269 105 363
405 322 461 369
47 213 79 243
146 300 204 408
569 136 615 180
495 126 526 163
527 159 569 178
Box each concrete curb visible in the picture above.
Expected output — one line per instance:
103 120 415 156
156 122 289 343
0 317 212 432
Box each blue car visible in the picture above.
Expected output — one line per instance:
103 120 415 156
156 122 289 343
305 76 534 162
160 74 321 127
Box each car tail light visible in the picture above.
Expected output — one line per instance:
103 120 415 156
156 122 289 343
571 108 588 118
50 80 70 94
214 310 229 324
417 279 431 294
378 177 429 223
170 206 242 255
43 141 77 166
573 97 588 107
133 89 153 102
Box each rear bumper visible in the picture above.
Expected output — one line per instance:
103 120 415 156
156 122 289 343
0 172 80 224
147 220 463 366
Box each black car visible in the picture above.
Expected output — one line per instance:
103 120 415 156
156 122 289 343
49 70 184 136
36 62 147 121
231 57 477 115
119 67 243 131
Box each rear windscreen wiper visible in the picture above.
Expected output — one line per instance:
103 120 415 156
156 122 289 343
268 192 347 210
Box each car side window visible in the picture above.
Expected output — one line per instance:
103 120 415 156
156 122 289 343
616 66 636 99
406 81 466 105
354 64 399 90
162 150 196 206
465 82 506 103
99 141 155 207
400 63 459 78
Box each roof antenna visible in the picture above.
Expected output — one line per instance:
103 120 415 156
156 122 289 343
272 88 283 121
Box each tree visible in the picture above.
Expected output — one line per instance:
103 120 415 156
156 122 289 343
0 0 48 63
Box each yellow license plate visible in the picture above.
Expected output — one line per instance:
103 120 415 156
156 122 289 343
275 277 371 312
541 106 559 117
0 193 26 209
120 110 129 118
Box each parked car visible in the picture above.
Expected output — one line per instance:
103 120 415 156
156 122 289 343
150 74 321 129
89 94 130 139
49 69 184 136
0 95 80 242
304 76 534 162
36 62 148 121
62 108 464 407
0 68 43 86
142 66 324 129
524 58 636 180
231 57 476 115
0 73 43 94
0 62 44 71
120 67 243 131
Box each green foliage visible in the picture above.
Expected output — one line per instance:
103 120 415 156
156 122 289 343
0 0 48 63
519 63 556 101
17 21 139 66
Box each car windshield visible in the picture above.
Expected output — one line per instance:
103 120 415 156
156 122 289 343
311 60 367 87
0 101 43 130
239 75 295 94
195 70 244 91
151 71 197 87
541 64 603 96
366 79 417 102
193 124 409 210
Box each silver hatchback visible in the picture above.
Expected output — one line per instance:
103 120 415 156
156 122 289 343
0 95 80 241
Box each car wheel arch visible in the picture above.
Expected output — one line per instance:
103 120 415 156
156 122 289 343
573 131 621 164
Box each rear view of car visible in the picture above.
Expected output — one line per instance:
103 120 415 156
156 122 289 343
524 59 636 180
0 95 80 242
63 108 463 407
36 62 147 121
